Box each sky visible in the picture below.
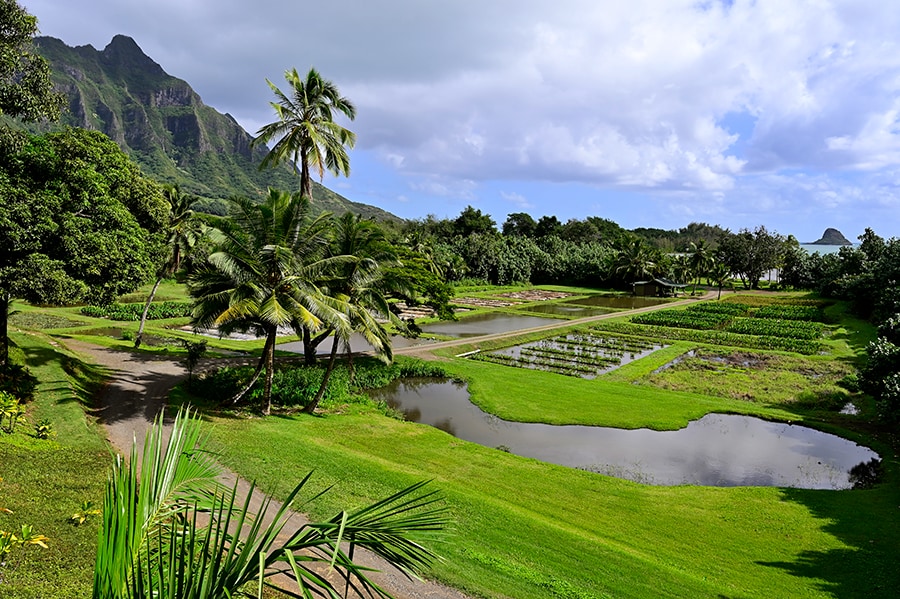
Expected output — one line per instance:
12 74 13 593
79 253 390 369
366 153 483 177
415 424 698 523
23 0 900 241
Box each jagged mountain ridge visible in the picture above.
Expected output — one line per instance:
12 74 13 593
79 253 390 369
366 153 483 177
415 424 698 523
34 34 398 221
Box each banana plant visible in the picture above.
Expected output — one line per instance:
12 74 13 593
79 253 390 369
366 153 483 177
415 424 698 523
93 407 446 598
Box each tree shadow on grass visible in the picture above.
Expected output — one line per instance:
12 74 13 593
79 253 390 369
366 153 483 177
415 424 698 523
759 484 900 598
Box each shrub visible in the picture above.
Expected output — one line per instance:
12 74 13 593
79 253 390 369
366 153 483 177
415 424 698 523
0 364 37 401
192 357 449 411
80 302 192 321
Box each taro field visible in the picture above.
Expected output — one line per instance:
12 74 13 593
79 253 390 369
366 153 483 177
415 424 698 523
593 297 831 355
471 333 667 378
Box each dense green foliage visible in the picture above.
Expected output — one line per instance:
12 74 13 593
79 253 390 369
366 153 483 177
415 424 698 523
0 128 168 305
192 357 447 411
0 0 62 122
80 302 192 321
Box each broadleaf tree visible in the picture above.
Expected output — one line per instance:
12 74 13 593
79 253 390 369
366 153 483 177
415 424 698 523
0 128 168 364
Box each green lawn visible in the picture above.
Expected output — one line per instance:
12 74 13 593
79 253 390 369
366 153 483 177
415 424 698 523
203 404 899 598
3 287 898 598
0 333 111 598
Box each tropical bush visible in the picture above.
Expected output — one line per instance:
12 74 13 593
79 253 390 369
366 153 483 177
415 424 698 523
193 357 449 411
81 302 192 321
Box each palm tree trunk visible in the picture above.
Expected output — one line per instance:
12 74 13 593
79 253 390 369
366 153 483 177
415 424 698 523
346 342 355 386
230 331 276 405
262 325 276 416
134 276 163 349
302 327 317 366
0 291 9 367
305 335 340 414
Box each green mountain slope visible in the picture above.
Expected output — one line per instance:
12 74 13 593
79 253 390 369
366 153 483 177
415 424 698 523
34 34 398 221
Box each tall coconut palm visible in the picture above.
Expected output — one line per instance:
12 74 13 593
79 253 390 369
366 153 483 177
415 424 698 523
188 189 349 415
135 185 205 349
253 67 356 202
305 213 410 413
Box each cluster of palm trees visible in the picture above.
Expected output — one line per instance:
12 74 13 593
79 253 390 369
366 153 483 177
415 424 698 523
611 238 732 297
135 68 406 416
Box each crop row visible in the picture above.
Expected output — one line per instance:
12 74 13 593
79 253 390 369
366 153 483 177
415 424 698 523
591 321 822 355
472 332 666 378
81 301 193 321
685 302 751 317
632 310 731 330
519 346 620 367
720 296 828 308
725 317 823 340
551 335 658 353
753 305 825 322
475 352 599 377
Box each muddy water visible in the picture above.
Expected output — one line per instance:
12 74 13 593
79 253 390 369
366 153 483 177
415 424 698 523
418 313 566 338
566 295 672 309
370 379 879 490
516 303 614 317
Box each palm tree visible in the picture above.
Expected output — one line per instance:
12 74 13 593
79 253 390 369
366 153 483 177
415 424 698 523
188 189 348 415
94 406 446 598
305 213 409 413
253 67 356 202
688 240 713 295
135 185 205 349
708 260 732 300
612 238 656 285
672 254 693 285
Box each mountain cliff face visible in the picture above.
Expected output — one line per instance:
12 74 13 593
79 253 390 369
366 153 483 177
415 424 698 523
34 35 397 221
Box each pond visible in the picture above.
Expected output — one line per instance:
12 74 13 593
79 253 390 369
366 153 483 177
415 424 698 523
276 332 432 355
369 379 880 490
515 303 614 318
418 313 566 338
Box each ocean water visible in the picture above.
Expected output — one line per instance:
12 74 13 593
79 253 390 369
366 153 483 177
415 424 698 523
799 243 855 255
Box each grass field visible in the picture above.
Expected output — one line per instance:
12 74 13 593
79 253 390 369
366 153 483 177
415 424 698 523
0 333 110 597
2 285 898 598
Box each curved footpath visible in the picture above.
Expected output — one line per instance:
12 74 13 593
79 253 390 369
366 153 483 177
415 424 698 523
61 290 714 598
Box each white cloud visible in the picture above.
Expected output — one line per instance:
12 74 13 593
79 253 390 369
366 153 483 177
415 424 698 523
25 0 900 236
500 191 533 210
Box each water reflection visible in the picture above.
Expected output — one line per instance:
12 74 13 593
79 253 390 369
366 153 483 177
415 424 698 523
516 303 613 318
566 295 672 309
419 313 566 338
370 379 880 490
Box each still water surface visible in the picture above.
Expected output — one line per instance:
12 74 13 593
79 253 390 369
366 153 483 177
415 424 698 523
370 379 879 489
419 313 565 338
